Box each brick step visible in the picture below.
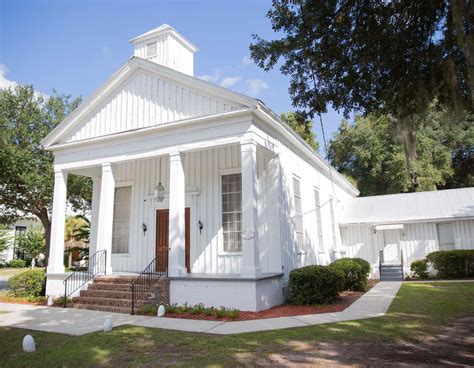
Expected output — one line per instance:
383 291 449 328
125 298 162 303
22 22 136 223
72 303 132 314
87 283 133 291
94 276 138 284
80 289 134 299
73 296 148 308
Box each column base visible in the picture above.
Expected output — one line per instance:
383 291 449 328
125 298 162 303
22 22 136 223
47 265 65 274
168 267 187 278
240 267 262 278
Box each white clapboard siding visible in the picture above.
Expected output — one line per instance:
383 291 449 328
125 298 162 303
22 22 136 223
62 70 241 144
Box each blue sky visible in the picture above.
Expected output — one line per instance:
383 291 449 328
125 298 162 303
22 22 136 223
0 0 346 152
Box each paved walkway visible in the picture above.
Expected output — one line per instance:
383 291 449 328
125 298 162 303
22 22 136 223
0 281 402 336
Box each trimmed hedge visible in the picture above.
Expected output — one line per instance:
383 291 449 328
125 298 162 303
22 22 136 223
329 258 369 291
426 250 474 279
7 269 45 298
8 259 26 268
287 265 341 305
410 259 429 279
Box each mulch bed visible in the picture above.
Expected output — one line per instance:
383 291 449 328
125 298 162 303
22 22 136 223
160 279 379 322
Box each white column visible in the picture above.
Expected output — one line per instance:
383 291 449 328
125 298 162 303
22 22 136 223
240 140 261 278
96 163 115 274
47 169 68 274
88 176 101 256
267 154 283 273
168 152 186 277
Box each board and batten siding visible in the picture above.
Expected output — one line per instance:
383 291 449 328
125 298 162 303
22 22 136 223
341 219 474 277
62 70 242 144
275 140 354 281
110 145 280 274
133 32 194 76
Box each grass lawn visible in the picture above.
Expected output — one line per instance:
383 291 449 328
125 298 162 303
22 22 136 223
0 268 32 277
1 282 473 367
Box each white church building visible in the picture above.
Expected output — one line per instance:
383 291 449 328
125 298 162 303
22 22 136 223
42 25 474 312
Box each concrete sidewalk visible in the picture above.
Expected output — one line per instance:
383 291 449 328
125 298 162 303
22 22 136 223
0 281 402 336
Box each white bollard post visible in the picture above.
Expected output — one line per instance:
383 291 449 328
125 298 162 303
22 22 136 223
22 335 36 352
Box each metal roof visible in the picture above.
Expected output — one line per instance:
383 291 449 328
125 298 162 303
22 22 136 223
340 187 474 225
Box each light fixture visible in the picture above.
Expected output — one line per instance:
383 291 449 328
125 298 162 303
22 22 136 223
22 335 36 352
154 182 165 202
142 223 147 235
198 220 203 234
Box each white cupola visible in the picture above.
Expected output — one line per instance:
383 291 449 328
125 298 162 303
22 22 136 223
129 24 198 76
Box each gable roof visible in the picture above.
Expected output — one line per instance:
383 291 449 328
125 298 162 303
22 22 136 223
340 187 474 225
41 56 359 196
41 57 258 147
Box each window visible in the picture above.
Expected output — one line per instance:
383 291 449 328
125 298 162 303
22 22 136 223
112 186 132 254
437 223 455 250
314 189 324 252
293 177 304 250
222 173 242 252
329 197 337 248
146 42 157 57
13 226 27 258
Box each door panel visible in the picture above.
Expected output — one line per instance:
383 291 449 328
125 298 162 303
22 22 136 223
155 208 191 273
383 229 401 264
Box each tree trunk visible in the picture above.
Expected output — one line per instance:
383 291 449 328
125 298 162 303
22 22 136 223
36 207 51 268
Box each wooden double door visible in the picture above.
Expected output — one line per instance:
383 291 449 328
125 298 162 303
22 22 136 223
155 208 190 273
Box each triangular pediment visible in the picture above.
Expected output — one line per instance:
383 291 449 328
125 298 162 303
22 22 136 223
43 58 256 147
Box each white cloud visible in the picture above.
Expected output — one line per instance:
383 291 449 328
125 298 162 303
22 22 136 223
197 73 220 83
219 76 242 88
246 79 268 97
241 56 252 66
0 64 18 90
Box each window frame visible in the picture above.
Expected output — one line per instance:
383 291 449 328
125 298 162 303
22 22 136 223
437 222 455 251
111 181 134 256
292 175 304 252
218 168 243 255
329 196 337 249
314 188 324 253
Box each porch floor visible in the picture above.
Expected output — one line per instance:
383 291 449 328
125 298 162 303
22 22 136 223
167 272 284 281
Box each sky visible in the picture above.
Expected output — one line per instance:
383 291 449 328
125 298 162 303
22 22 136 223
0 0 346 153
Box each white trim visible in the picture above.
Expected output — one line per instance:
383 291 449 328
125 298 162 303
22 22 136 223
218 168 243 256
374 224 404 231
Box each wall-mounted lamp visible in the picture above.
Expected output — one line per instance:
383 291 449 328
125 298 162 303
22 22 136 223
154 182 165 202
142 223 147 235
198 220 203 234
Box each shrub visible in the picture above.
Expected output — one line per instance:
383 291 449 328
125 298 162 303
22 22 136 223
216 306 227 318
410 259 429 279
352 258 371 277
190 303 205 315
8 259 26 268
287 265 340 305
426 250 474 279
226 308 240 319
7 269 45 298
329 258 368 291
138 304 158 315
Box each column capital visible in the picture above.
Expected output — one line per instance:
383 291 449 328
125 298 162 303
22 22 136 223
169 151 184 162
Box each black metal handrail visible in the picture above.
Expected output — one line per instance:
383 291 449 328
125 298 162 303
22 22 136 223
63 250 107 307
131 258 166 315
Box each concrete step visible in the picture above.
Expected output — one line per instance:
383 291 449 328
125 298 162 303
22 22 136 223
380 269 403 275
381 276 403 281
